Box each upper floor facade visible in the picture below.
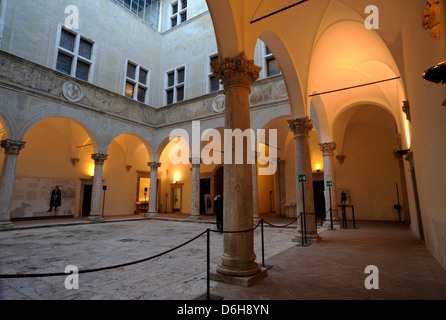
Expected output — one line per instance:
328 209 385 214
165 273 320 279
0 0 282 110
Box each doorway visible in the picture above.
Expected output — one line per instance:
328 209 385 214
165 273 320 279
313 181 326 222
200 178 211 214
81 184 92 217
171 183 183 213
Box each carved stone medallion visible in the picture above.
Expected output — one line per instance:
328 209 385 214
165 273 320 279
62 82 84 102
212 94 226 113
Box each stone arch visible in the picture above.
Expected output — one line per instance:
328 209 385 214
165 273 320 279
258 30 306 118
332 100 400 155
14 103 100 153
104 130 155 163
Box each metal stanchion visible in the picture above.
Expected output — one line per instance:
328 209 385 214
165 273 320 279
351 205 358 229
261 220 273 269
196 228 223 300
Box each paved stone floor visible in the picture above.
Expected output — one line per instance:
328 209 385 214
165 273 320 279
1 215 445 301
0 215 298 300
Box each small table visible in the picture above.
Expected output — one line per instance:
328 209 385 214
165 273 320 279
337 204 358 229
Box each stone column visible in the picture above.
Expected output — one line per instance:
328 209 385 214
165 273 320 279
319 142 340 227
147 162 161 217
211 52 262 278
89 153 108 222
288 118 320 243
188 157 202 220
0 139 25 229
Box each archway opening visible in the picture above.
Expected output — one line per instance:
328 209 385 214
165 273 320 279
334 104 403 221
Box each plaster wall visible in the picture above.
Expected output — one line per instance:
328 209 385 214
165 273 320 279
400 0 446 268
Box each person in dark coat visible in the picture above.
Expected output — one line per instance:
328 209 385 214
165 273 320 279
47 186 61 212
214 194 223 231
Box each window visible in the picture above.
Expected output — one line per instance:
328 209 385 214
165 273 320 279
209 55 223 93
114 0 161 29
265 46 281 77
166 66 186 105
125 61 149 104
170 0 187 28
55 27 94 82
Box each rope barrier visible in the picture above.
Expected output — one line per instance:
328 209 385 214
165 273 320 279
0 229 208 279
0 215 309 300
0 217 293 279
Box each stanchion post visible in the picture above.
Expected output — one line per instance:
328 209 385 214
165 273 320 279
329 185 333 230
352 205 358 229
102 185 107 218
196 228 223 300
206 228 210 299
260 220 273 270
261 219 265 268
301 181 307 245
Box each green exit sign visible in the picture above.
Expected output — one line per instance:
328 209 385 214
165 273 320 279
298 174 307 183
327 181 333 187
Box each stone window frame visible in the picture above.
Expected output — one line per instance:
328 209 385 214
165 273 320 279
165 65 186 105
0 0 7 47
170 0 187 29
208 53 223 93
54 24 95 83
114 0 161 30
263 43 281 78
124 59 150 104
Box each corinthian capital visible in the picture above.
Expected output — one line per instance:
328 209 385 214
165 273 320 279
1 139 26 155
211 51 262 89
288 117 314 136
91 153 108 164
319 142 337 155
147 162 161 171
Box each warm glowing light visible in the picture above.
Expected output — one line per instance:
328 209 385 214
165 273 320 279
88 163 95 176
173 171 181 182
314 163 322 172
404 119 411 149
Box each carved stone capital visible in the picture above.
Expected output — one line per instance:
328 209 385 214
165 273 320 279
147 162 161 171
1 139 25 155
189 157 202 166
288 117 314 137
402 101 411 122
319 142 337 155
336 155 346 164
422 0 440 39
91 153 108 165
211 52 262 89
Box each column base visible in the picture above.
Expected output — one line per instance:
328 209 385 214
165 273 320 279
145 212 159 218
187 215 202 221
0 220 14 230
88 215 104 223
323 218 341 229
211 267 268 287
291 231 322 244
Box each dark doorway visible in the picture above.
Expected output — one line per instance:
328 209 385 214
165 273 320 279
313 181 326 221
214 166 224 197
200 178 211 214
82 184 92 217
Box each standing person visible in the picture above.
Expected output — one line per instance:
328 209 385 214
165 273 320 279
47 186 62 212
214 194 223 231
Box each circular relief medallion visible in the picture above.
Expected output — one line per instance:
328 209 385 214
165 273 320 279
62 82 84 103
212 94 225 113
